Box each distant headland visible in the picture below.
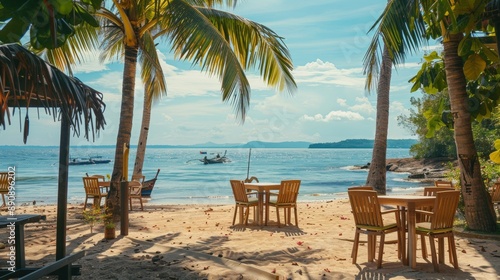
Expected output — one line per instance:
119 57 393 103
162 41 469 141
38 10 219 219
308 139 418 149
11 138 418 148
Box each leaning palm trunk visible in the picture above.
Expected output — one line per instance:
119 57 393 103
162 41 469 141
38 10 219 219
443 33 496 231
366 45 392 195
108 46 139 218
133 87 152 176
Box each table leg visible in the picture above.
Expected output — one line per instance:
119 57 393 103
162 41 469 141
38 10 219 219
438 238 445 264
407 202 417 269
265 191 270 226
15 224 26 269
400 206 407 265
258 191 264 226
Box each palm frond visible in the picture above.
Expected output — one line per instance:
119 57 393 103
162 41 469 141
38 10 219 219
98 8 126 63
363 0 427 92
163 0 296 120
198 7 296 94
163 0 251 120
28 22 100 76
139 31 167 103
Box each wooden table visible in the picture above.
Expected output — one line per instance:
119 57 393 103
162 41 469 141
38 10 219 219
378 195 435 269
244 182 281 226
0 214 46 269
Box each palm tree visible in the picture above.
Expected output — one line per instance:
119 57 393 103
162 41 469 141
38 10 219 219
97 0 296 217
364 0 496 231
364 45 392 194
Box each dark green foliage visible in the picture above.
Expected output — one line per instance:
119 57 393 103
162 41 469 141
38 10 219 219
0 0 101 49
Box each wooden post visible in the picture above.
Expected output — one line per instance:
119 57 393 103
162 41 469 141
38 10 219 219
123 143 129 181
120 181 129 236
56 114 71 278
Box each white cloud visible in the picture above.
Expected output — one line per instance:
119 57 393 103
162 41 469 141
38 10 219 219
293 59 365 87
349 97 375 114
389 101 409 115
303 110 364 122
337 98 347 106
73 50 111 73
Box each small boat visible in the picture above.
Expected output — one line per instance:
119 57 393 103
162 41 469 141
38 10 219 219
69 156 111 165
141 169 160 197
200 151 207 154
200 151 231 164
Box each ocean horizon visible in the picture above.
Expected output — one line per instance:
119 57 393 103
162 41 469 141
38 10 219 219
0 147 427 206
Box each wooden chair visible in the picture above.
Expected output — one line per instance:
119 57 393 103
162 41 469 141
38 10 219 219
86 174 106 181
490 183 500 213
86 174 108 192
82 177 107 210
230 180 258 225
129 180 144 211
347 186 374 191
418 187 445 221
0 172 9 207
434 180 454 188
268 180 301 227
348 189 402 269
132 173 145 184
416 190 460 272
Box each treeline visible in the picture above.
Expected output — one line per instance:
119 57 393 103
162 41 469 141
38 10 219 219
309 139 417 149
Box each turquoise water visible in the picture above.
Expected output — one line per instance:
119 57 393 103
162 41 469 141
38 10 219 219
0 147 426 205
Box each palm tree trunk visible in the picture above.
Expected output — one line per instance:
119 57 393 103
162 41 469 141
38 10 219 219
133 87 152 176
366 45 392 195
108 45 138 218
443 33 496 231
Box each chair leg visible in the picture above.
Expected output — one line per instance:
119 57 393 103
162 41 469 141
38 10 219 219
352 230 360 263
421 234 428 259
294 206 298 226
84 197 89 210
377 234 385 269
244 206 250 225
232 205 238 225
448 234 459 269
276 207 281 227
438 237 445 264
139 198 143 211
129 198 133 211
429 235 440 272
1 194 6 207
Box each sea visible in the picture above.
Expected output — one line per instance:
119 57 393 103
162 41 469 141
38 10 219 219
0 147 428 206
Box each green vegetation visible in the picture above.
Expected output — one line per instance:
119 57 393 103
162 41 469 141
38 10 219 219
309 139 417 149
398 91 500 160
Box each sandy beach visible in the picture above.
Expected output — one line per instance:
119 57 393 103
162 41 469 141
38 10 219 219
1 199 499 280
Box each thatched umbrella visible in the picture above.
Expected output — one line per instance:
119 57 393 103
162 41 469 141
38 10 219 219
0 43 106 274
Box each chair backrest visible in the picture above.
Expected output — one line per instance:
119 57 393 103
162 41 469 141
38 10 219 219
230 180 249 203
348 190 384 228
434 180 454 188
491 183 500 203
429 190 460 230
82 177 101 196
423 187 447 197
132 174 145 184
347 186 373 191
129 180 142 196
277 180 301 204
88 174 106 181
0 172 9 193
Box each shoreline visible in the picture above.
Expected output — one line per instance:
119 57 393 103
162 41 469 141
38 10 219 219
1 200 498 279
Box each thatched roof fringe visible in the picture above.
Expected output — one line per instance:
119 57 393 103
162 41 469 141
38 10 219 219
0 44 106 143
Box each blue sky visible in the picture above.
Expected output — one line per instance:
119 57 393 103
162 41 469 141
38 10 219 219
2 0 435 146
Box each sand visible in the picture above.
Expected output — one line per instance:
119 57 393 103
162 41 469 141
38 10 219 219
1 200 499 280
